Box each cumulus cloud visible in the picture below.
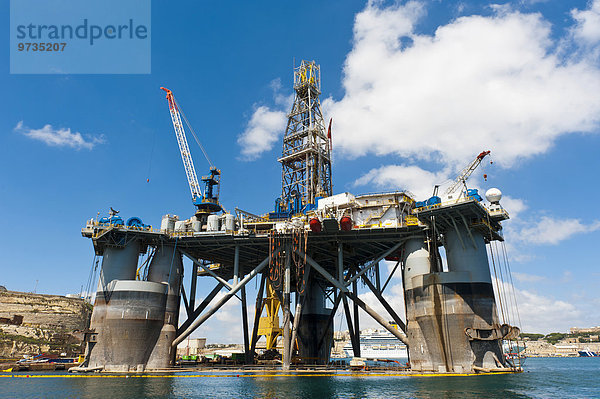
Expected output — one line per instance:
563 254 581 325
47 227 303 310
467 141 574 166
323 0 600 185
15 121 104 150
515 287 581 333
571 0 600 45
491 276 597 333
237 79 293 161
354 164 450 199
520 216 600 245
237 106 287 160
512 272 546 283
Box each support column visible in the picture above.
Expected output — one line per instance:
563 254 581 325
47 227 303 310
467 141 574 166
352 279 360 357
403 236 438 372
147 244 184 370
86 239 182 372
234 246 240 285
316 293 342 354
289 262 311 363
241 285 251 364
282 248 291 370
444 224 504 372
297 278 333 364
189 262 198 311
337 243 344 282
342 295 358 357
250 273 267 356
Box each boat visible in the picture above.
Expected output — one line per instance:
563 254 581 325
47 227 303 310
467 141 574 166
578 350 600 357
17 353 80 365
349 357 366 370
343 328 408 360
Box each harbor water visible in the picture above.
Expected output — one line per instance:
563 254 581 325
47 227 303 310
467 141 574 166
1 358 598 399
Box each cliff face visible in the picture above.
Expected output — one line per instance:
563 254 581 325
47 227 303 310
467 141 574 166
0 290 92 357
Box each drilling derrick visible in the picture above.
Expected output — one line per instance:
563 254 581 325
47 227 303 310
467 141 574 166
278 60 332 213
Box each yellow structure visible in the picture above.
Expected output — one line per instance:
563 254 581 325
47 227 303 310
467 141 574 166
257 282 283 350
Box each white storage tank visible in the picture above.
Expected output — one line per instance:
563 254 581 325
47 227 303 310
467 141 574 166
160 214 178 232
191 221 202 232
174 220 187 232
207 215 220 232
224 214 236 231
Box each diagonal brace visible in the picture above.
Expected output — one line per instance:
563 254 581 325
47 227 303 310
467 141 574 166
295 249 348 293
172 253 272 347
180 249 233 290
345 241 405 287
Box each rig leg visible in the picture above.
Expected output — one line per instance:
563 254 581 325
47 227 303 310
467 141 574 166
282 249 291 370
250 273 267 357
241 285 251 364
352 279 361 357
297 279 334 364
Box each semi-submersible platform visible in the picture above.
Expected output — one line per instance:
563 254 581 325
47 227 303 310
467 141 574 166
78 60 522 374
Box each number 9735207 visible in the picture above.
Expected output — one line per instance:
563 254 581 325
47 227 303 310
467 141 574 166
17 42 66 51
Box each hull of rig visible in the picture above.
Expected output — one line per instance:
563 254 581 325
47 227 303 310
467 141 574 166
78 60 521 374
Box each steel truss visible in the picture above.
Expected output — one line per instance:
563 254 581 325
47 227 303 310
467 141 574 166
174 239 411 369
279 60 332 208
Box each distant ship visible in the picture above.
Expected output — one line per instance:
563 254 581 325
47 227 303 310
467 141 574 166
578 350 600 357
342 329 408 359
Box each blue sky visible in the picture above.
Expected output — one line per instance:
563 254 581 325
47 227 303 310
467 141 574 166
1 0 600 341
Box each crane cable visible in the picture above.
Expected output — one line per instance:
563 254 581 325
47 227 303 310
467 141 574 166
84 255 97 303
173 97 214 169
146 126 158 183
501 241 522 328
485 209 525 367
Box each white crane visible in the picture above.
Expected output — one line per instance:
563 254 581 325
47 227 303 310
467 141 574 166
161 87 221 215
443 150 490 199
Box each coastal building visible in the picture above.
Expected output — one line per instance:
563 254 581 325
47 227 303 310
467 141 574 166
570 326 600 334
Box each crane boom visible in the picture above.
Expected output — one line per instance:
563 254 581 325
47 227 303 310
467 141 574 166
444 150 490 196
161 87 202 202
161 87 222 216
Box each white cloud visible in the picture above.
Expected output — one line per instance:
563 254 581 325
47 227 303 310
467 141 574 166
571 0 600 45
512 272 545 283
491 276 594 334
15 121 104 150
515 287 581 333
498 195 527 220
520 216 600 245
237 106 287 161
323 1 600 183
354 164 450 199
237 79 293 161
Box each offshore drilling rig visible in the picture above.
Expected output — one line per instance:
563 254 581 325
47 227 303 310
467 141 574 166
78 60 521 374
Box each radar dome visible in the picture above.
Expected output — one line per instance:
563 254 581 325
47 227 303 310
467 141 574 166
485 188 502 203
